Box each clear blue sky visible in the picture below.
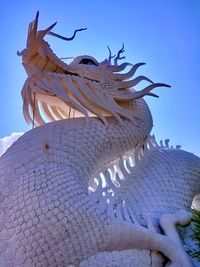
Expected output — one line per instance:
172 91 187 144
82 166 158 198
0 0 199 155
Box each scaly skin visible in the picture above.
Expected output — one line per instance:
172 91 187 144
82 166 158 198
0 116 196 267
0 101 153 266
83 140 200 266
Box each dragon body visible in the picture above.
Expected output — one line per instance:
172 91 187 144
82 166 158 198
0 12 199 266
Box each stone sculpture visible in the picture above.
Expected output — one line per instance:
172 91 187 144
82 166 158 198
0 12 199 267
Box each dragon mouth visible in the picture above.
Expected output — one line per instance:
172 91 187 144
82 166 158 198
63 71 100 83
20 12 171 127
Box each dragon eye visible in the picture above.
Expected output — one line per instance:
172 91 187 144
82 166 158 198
79 58 98 66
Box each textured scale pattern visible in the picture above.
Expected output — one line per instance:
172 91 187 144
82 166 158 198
89 138 200 225
119 147 200 226
0 112 153 266
1 164 108 266
81 139 200 266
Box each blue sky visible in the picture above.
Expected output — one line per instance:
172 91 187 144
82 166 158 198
0 0 199 155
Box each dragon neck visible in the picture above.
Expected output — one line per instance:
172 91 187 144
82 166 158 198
3 98 152 193
65 98 153 189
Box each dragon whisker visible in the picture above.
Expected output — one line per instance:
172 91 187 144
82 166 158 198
48 28 87 41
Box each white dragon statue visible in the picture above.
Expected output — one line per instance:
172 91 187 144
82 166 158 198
0 12 199 267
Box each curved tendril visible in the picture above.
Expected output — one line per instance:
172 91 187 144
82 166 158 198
113 63 146 81
48 28 87 41
116 76 153 90
109 62 132 72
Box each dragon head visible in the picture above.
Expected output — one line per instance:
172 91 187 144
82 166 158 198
18 12 170 126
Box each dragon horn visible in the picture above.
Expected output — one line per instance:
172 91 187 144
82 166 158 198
38 22 57 39
32 11 39 38
26 11 39 47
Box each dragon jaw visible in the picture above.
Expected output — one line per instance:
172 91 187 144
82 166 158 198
18 11 170 126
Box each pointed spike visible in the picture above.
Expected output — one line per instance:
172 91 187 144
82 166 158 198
41 102 56 122
165 139 170 148
104 170 113 188
38 22 57 39
109 62 132 72
151 135 159 147
118 157 129 177
46 22 58 32
146 92 159 98
48 106 63 120
34 99 46 125
160 140 164 148
32 11 39 37
113 62 146 81
76 80 121 122
126 82 170 100
116 75 153 90
114 173 121 187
